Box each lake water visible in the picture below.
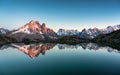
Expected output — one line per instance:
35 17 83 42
0 43 120 75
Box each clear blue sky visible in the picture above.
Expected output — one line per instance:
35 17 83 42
0 0 120 32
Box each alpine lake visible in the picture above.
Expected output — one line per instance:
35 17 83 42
0 43 120 75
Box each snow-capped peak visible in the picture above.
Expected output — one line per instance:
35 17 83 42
11 20 44 35
8 20 58 41
57 29 80 36
80 24 120 39
18 20 41 34
0 28 10 34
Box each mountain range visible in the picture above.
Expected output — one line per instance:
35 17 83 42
57 25 120 39
0 20 120 45
80 25 120 39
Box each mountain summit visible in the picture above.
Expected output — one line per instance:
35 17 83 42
0 28 9 34
8 20 58 42
11 20 55 34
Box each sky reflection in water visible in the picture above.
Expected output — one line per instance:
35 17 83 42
0 43 119 59
0 43 120 75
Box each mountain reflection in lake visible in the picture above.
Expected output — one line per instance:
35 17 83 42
0 43 119 59
1 43 120 75
58 43 119 53
10 43 56 58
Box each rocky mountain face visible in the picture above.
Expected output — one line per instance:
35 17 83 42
80 25 120 39
7 20 58 42
80 28 101 39
57 29 80 37
0 28 10 34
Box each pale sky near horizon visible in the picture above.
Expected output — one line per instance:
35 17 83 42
0 0 120 32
